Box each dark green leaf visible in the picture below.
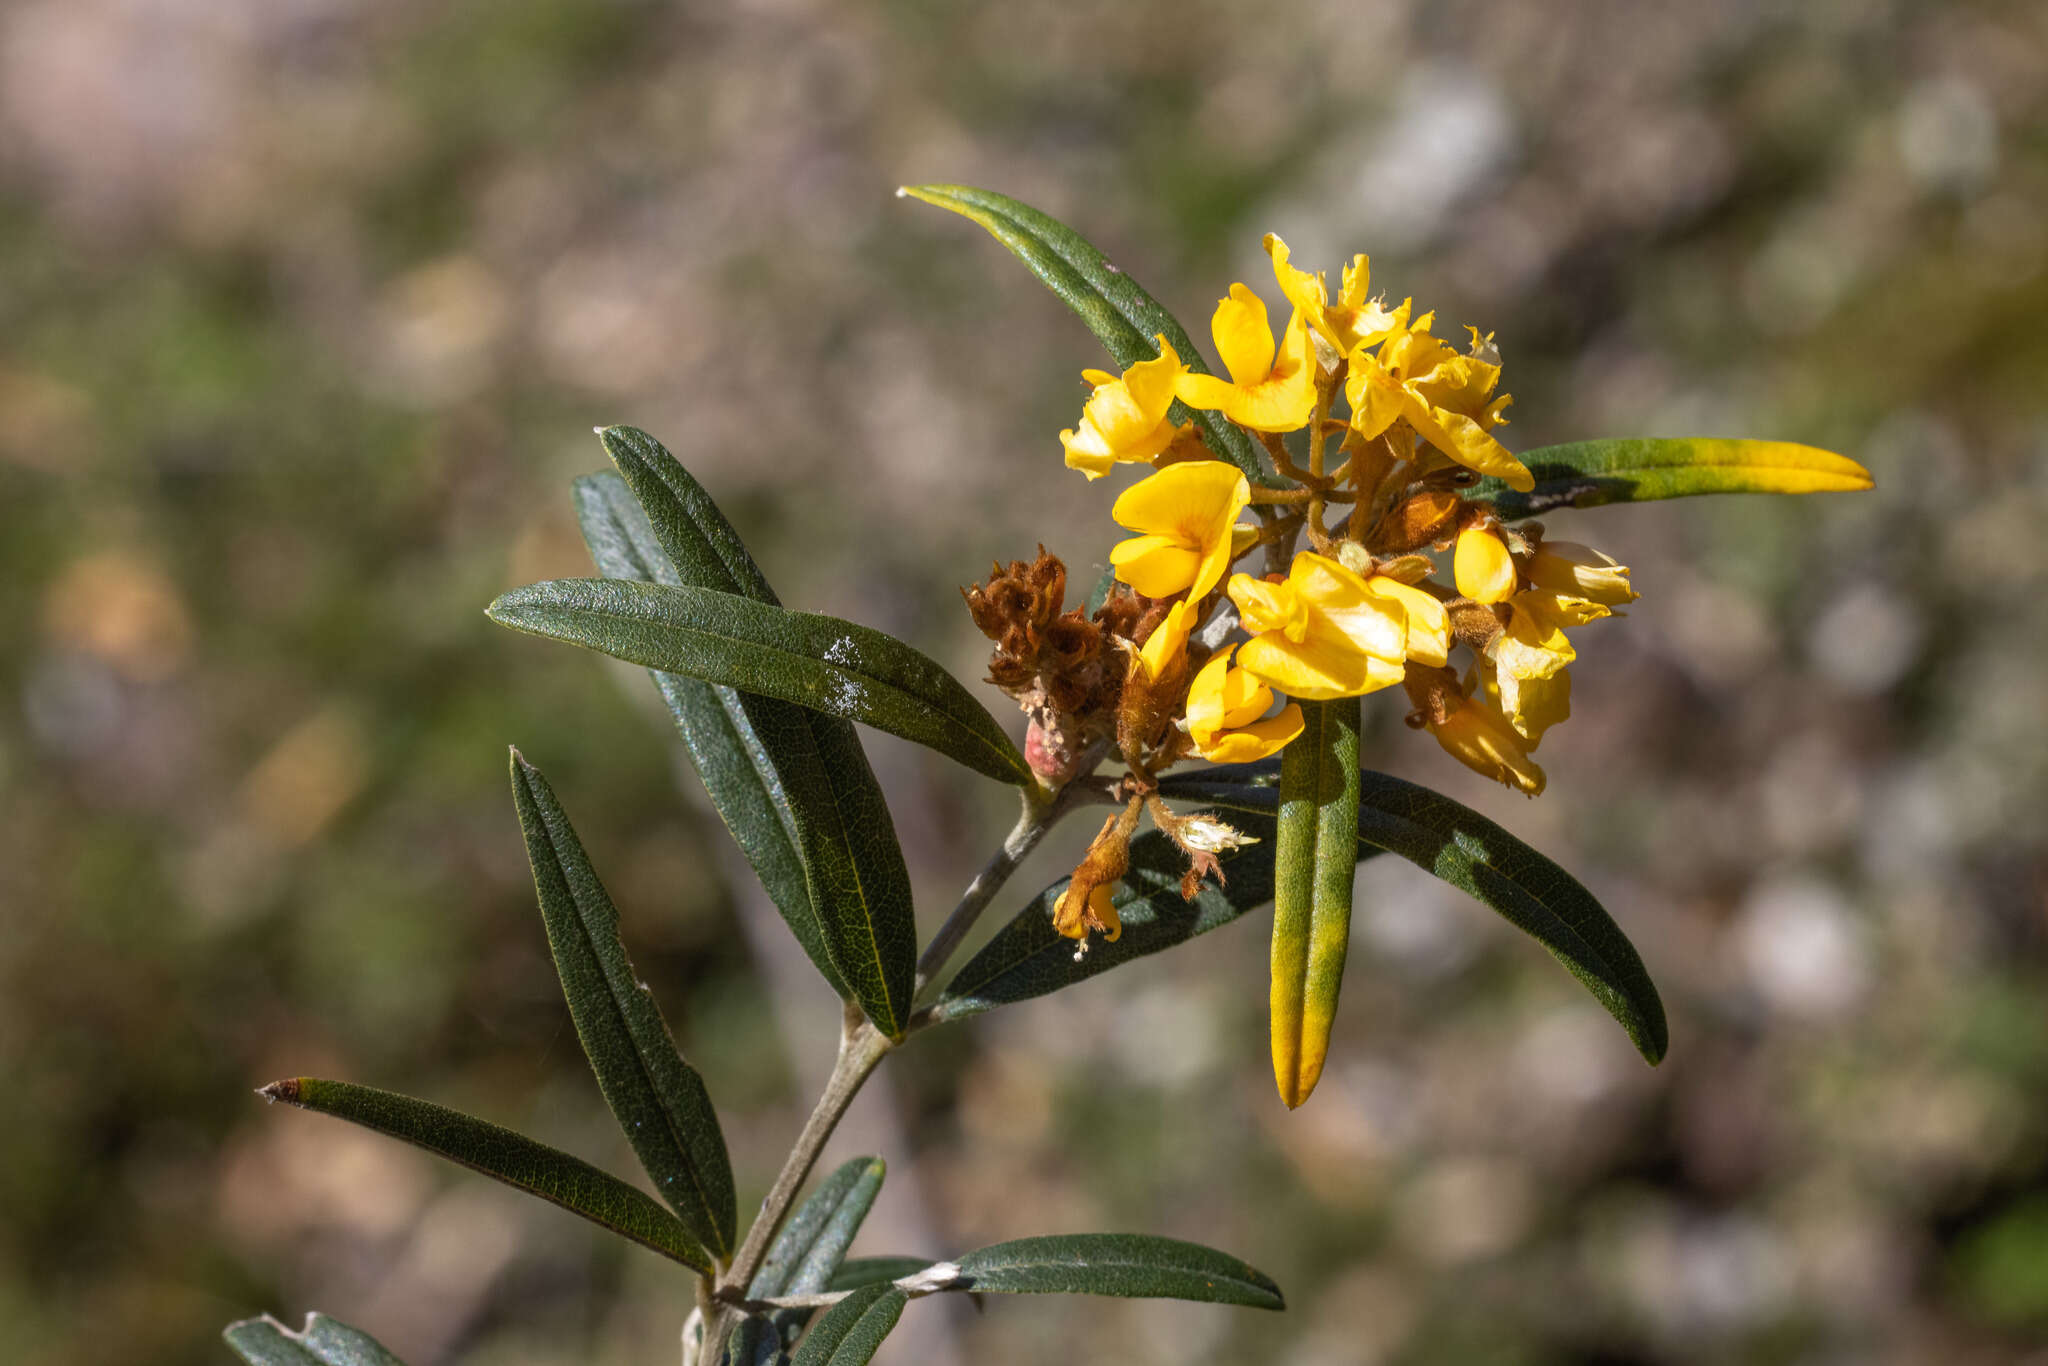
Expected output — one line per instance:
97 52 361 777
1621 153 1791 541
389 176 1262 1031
223 1313 405 1366
256 1078 711 1272
593 431 930 1032
901 184 1268 486
493 575 986 1034
753 1156 888 1349
752 1157 888 1301
576 472 839 994
574 457 914 1018
930 820 1329 1023
1269 696 1361 1109
1472 437 1874 520
510 752 735 1256
789 1285 907 1366
953 1233 1283 1309
827 1257 935 1292
724 1316 787 1366
490 577 1029 790
1158 764 1668 1063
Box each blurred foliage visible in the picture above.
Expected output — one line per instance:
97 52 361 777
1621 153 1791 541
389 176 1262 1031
2 0 2045 1363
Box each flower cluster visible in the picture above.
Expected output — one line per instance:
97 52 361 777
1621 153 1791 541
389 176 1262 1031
972 235 1638 946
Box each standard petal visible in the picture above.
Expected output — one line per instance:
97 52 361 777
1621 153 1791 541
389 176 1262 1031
1210 283 1277 386
1109 537 1202 598
1112 459 1249 540
1495 598 1577 679
1293 553 1407 663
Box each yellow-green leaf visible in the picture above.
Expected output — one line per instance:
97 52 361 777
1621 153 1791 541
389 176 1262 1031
1269 697 1360 1110
1473 438 1872 519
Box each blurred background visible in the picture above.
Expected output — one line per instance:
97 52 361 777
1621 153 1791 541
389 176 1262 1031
4 0 2046 1362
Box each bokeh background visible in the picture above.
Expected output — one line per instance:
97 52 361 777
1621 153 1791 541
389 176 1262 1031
5 0 2047 1362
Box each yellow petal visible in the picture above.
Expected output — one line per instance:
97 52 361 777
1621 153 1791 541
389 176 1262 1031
1291 553 1407 664
1496 665 1570 746
1112 460 1251 599
1364 576 1450 668
1109 535 1203 599
1228 573 1308 642
1528 540 1638 605
1060 424 1117 480
1210 283 1276 386
1431 699 1545 795
1196 704 1305 763
1266 233 1333 343
1406 401 1534 491
1495 598 1576 680
1237 631 1404 701
1454 527 1518 604
1120 336 1186 423
1343 358 1408 442
1137 597 1197 681
1184 648 1236 744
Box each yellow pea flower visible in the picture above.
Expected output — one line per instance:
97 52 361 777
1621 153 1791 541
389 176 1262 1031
1482 658 1571 746
1108 460 1253 600
1346 314 1533 491
1135 596 1198 682
1186 645 1306 763
1059 336 1192 480
1453 526 1518 604
1227 552 1408 700
1527 540 1637 606
1493 589 1611 681
1053 882 1120 943
1173 284 1318 433
1264 233 1408 355
1429 686 1546 795
1354 572 1450 668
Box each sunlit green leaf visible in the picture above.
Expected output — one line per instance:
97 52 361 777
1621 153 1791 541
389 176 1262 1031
256 1078 711 1272
901 183 1268 485
789 1285 907 1366
952 1233 1284 1309
223 1313 405 1366
1474 437 1873 520
510 751 735 1256
1269 696 1360 1109
1158 764 1668 1063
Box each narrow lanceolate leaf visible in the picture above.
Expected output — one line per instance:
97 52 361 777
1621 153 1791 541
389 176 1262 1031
953 1233 1284 1310
1471 438 1873 520
1158 764 1669 1064
789 1285 907 1366
574 472 839 995
828 1257 936 1292
931 821 1322 1023
901 183 1268 486
257 1078 712 1272
490 578 1030 790
223 1313 406 1366
1269 697 1361 1110
752 1157 888 1301
752 1156 888 1349
573 453 921 1033
510 752 735 1257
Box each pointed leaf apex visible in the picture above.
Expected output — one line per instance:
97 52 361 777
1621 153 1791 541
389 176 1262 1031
258 1078 301 1104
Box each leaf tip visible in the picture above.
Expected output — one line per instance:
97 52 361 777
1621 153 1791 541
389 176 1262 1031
256 1078 302 1105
